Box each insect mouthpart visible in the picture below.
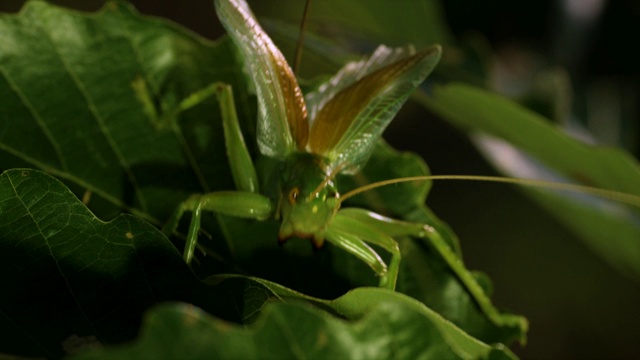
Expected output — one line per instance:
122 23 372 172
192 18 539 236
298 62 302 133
277 229 326 249
277 182 340 249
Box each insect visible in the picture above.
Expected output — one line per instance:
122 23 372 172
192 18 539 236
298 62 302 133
162 0 640 291
161 0 443 290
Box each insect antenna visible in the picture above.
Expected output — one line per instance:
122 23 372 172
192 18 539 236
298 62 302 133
307 162 346 201
339 175 640 208
293 0 312 74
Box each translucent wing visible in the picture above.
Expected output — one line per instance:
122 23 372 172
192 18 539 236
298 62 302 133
306 45 442 173
215 0 308 158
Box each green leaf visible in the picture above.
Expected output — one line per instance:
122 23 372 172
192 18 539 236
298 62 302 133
422 83 640 196
0 0 251 223
72 277 518 360
0 169 196 358
0 169 517 359
419 83 640 281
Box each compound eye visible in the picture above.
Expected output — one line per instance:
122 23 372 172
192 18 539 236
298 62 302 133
288 187 300 205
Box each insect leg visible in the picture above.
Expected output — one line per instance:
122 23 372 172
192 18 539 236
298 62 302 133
324 225 390 288
163 191 272 263
174 82 260 192
216 83 259 193
326 212 401 290
133 79 260 192
338 208 508 322
162 83 265 264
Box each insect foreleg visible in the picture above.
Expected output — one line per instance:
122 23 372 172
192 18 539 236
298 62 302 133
163 191 272 263
326 212 401 289
324 223 391 289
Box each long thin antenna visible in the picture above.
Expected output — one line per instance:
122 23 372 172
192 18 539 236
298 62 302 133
307 162 346 202
339 175 640 208
293 0 312 74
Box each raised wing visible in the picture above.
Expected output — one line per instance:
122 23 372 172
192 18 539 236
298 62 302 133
215 0 308 158
306 45 442 173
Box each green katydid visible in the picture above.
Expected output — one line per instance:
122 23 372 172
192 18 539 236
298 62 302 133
162 0 640 292
162 0 443 290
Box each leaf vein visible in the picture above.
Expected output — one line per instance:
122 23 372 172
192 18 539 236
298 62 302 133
0 67 68 171
36 23 149 212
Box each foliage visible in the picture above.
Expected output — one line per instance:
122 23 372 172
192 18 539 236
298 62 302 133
1 1 638 359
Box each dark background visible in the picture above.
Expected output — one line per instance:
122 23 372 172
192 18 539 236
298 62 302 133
2 1 639 359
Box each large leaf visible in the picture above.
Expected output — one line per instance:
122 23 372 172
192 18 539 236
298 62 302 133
0 2 526 357
0 0 251 223
0 169 517 359
72 280 518 360
0 169 197 358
